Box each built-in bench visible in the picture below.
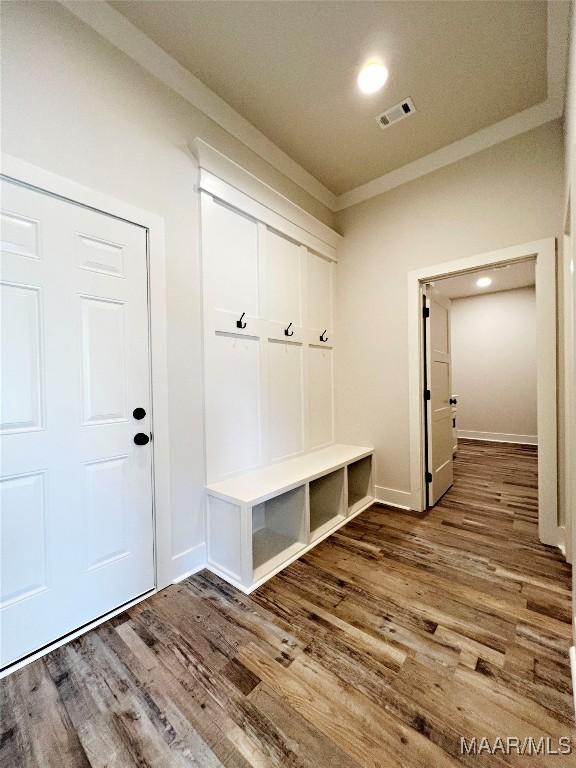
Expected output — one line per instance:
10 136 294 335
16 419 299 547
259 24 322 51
205 444 375 592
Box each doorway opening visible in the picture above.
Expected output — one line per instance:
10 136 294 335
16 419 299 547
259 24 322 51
408 240 560 550
423 259 537 510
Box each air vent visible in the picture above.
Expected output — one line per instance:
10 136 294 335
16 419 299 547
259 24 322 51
375 98 416 130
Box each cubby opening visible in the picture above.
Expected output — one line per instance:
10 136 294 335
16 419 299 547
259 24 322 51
309 469 345 541
347 455 372 513
252 485 306 578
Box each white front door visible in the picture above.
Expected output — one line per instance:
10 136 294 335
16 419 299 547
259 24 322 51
1 179 154 669
425 284 454 506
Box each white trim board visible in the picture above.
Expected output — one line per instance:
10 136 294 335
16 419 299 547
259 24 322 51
374 485 414 511
193 144 340 261
171 543 207 583
60 1 569 213
192 139 341 251
457 431 538 446
0 153 174 590
335 100 562 210
407 239 560 549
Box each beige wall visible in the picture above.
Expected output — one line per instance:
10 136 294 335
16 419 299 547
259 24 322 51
335 120 564 506
450 287 537 441
0 1 335 580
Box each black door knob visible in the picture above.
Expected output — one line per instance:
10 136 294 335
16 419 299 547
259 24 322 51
133 407 146 420
134 432 150 446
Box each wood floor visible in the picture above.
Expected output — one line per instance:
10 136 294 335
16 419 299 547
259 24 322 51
1 440 573 767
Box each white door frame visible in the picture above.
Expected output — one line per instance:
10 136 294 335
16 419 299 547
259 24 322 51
1 154 173 589
408 238 560 548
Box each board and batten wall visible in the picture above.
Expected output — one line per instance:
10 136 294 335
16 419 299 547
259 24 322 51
450 287 537 445
334 120 564 510
0 1 336 582
201 190 335 483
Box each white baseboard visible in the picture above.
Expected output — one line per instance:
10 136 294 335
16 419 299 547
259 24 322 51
374 485 414 510
171 542 207 583
457 430 538 445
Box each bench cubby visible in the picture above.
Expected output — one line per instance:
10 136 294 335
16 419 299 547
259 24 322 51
347 455 374 515
252 486 307 580
309 468 346 542
206 444 374 592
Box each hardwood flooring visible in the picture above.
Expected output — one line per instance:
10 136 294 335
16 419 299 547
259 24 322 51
1 439 573 767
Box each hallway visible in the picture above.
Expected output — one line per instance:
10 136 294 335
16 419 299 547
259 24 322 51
1 440 573 767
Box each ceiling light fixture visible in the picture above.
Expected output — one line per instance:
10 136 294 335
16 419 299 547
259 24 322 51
476 276 492 289
357 60 389 95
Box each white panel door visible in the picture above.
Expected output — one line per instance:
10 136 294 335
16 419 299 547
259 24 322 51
425 285 454 506
0 179 154 669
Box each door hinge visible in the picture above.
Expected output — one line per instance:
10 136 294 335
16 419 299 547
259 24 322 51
425 472 433 483
424 389 431 401
423 306 430 319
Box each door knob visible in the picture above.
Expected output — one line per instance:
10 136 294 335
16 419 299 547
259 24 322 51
134 432 150 446
133 407 146 420
449 397 457 405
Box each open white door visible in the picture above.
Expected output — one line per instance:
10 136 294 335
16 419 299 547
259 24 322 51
1 179 155 669
424 284 454 506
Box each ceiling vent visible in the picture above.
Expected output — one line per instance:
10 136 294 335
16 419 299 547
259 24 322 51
375 98 416 130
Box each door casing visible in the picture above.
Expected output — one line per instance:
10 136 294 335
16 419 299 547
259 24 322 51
408 239 560 549
0 154 172 675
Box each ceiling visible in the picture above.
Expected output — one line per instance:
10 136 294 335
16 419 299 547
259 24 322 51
432 260 536 300
111 1 549 195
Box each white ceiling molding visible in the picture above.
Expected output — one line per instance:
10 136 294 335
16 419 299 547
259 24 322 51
61 1 569 215
60 0 337 211
334 99 562 210
191 138 342 254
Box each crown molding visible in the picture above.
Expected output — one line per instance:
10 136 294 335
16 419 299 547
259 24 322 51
59 0 337 211
334 99 563 211
191 138 341 255
61 1 569 215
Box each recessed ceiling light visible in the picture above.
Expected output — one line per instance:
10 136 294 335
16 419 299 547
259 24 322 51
476 276 492 288
357 61 389 95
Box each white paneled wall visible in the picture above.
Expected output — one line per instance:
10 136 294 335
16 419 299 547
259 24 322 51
201 190 336 483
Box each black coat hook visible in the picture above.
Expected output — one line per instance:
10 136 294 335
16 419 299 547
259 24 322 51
284 322 294 337
320 330 328 342
236 312 247 329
